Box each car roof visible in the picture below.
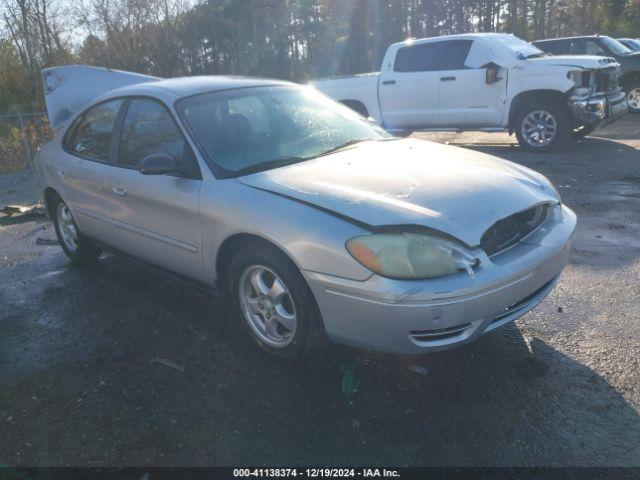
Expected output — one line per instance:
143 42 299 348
534 35 606 43
390 32 519 48
105 75 295 99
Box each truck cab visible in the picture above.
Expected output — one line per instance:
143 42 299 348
312 33 627 152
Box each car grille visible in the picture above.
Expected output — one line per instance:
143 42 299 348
481 204 549 256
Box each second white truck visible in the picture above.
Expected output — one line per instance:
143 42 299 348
312 33 627 152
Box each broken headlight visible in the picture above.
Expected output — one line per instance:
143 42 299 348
346 232 478 279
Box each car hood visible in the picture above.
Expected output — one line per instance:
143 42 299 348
237 139 558 246
528 55 619 69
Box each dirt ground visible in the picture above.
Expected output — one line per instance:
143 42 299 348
1 116 639 466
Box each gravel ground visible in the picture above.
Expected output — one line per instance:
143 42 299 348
0 117 639 467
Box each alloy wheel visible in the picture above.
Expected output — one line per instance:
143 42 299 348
57 202 78 252
627 87 640 111
239 265 297 348
521 110 558 148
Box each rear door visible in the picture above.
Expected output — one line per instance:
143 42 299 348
437 40 506 127
378 42 443 129
58 98 126 243
105 97 205 281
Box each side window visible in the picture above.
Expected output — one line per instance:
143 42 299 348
535 41 563 55
67 99 123 162
394 43 443 72
443 40 472 70
568 40 587 54
118 99 199 177
585 40 606 56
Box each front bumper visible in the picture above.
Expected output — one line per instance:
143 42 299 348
568 90 627 126
304 204 576 354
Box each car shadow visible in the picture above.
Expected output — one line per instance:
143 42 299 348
2 253 639 467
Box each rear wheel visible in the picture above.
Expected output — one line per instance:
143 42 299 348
229 244 327 358
51 195 101 265
571 124 597 139
625 84 640 113
514 99 571 153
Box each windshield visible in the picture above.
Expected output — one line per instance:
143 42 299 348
494 34 544 59
620 39 640 51
601 36 634 55
176 85 391 176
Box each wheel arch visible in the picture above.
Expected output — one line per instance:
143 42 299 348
508 89 568 134
620 71 640 90
215 233 303 294
339 99 369 117
43 187 60 219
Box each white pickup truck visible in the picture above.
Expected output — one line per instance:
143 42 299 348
312 33 627 152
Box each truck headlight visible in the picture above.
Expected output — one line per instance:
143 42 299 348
346 232 478 279
573 87 591 98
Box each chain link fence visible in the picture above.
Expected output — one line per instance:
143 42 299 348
0 112 53 175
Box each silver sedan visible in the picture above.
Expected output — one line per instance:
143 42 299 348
36 66 576 358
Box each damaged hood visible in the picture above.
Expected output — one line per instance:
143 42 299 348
528 55 619 69
237 139 559 246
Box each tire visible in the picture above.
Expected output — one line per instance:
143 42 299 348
571 124 597 139
625 84 640 113
514 98 571 153
51 194 101 265
228 243 327 358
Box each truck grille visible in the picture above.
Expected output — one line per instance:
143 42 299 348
594 67 619 92
481 204 549 256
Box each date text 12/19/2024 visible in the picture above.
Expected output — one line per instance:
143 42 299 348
233 469 400 478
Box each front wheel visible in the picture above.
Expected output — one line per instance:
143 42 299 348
229 244 327 358
514 99 571 153
626 84 640 113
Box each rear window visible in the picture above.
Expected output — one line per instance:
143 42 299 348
66 99 124 162
534 40 567 55
394 42 443 72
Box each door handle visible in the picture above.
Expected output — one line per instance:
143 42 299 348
440 76 456 81
111 185 127 197
57 169 68 179
382 80 396 85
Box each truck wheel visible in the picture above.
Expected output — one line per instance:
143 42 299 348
571 124 597 139
229 243 327 359
514 99 570 153
625 84 640 113
51 195 102 265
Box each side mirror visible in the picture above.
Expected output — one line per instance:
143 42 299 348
485 67 500 84
139 153 180 175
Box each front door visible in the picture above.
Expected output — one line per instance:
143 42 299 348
437 40 506 127
105 97 205 282
378 41 443 129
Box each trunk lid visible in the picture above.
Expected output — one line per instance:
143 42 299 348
42 65 160 129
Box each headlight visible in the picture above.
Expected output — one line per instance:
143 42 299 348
573 87 591 97
346 232 478 279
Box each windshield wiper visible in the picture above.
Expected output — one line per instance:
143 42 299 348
311 137 398 159
233 156 308 176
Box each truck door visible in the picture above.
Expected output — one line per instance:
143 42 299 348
378 41 443 130
437 40 506 127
